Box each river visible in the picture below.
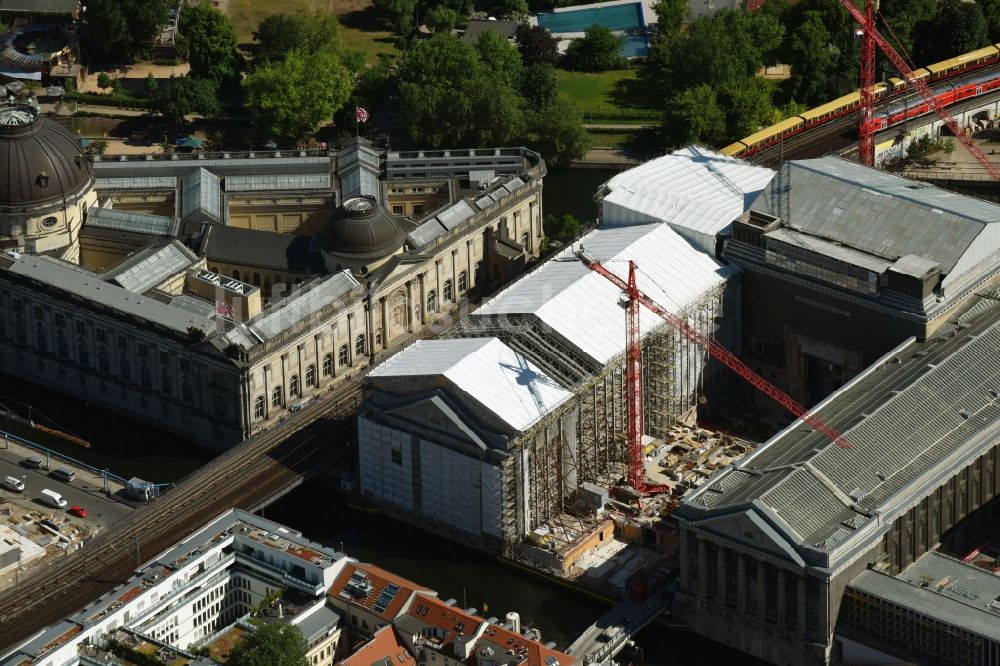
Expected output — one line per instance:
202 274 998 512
0 168 762 663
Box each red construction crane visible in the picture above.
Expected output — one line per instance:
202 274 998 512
580 255 850 494
853 0 1000 179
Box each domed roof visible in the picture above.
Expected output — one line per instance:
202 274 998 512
320 196 405 262
0 104 94 211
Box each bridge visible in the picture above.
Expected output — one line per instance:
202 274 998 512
0 383 360 652
566 586 672 666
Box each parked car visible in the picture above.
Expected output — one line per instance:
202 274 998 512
22 455 43 469
40 488 67 509
2 476 24 492
69 505 87 518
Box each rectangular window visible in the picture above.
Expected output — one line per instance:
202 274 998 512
54 313 65 328
160 350 169 365
138 342 148 358
34 305 43 319
96 328 107 343
75 320 85 336
392 205 404 215
118 335 127 351
391 447 402 466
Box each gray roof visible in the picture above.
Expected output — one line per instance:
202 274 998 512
677 303 1000 563
102 241 198 294
95 176 178 191
227 271 360 344
0 0 76 13
181 168 221 223
851 552 1000 641
86 207 179 237
765 227 893 274
752 158 1000 279
461 19 519 41
93 155 331 179
338 139 380 201
5 255 214 335
224 173 331 192
294 603 342 644
200 225 325 274
405 199 477 248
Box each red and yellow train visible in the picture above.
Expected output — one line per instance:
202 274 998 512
721 44 1000 158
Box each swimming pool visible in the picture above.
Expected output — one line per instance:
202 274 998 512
622 34 649 57
537 2 644 33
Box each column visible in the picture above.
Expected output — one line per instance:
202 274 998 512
466 239 474 291
717 547 727 606
417 274 426 325
263 365 271 418
331 322 339 378
777 569 787 628
451 249 458 304
279 354 288 407
757 561 767 620
435 259 442 313
797 577 807 637
737 553 747 613
405 280 415 333
313 334 321 388
697 540 707 598
346 313 355 366
380 296 389 348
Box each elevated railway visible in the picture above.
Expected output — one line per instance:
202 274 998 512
0 383 360 652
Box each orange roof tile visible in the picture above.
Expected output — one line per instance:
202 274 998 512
402 593 483 652
329 562 430 622
115 586 143 604
339 625 415 666
472 624 575 666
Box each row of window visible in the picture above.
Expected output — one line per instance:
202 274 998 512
252 338 365 418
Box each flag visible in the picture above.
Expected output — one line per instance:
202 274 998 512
215 300 234 318
355 106 370 124
483 602 488 613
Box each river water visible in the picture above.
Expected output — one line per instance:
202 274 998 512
1 168 761 663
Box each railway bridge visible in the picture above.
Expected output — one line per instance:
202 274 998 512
0 383 360 652
566 587 671 666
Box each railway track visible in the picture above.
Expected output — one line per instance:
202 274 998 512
0 383 360 652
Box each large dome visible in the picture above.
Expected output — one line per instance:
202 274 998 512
320 196 405 262
0 104 94 211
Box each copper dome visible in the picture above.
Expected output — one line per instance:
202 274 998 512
320 196 405 262
0 104 94 212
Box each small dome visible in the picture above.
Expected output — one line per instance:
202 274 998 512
0 104 94 211
320 196 405 262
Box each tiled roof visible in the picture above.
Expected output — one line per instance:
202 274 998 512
396 593 484 656
339 625 415 666
472 623 573 666
329 562 430 622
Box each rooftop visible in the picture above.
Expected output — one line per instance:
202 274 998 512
340 625 416 666
367 337 574 433
474 223 735 366
0 0 77 12
199 224 325 274
751 157 1000 285
676 302 1000 567
329 562 430 623
600 146 774 254
850 551 1000 641
102 241 199 294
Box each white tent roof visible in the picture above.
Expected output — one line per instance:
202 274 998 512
474 223 736 366
368 337 573 432
599 146 774 254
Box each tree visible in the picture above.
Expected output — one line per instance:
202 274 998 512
529 99 591 167
777 0 854 105
515 25 558 66
179 3 239 82
662 84 726 147
243 49 352 143
157 77 221 124
943 137 956 158
879 0 937 55
521 62 558 109
652 0 687 34
253 11 342 64
491 0 529 22
979 0 1000 42
373 0 418 35
543 213 581 242
476 30 522 89
145 72 159 94
81 0 169 65
565 24 624 72
784 11 836 105
228 624 308 666
96 72 113 91
425 5 460 32
718 77 775 139
912 0 988 65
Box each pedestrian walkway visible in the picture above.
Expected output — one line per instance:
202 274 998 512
0 433 127 500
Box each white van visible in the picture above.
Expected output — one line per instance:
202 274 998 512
40 488 67 509
2 476 24 492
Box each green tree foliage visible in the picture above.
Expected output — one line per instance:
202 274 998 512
157 77 221 124
179 3 239 82
515 25 559 66
543 213 582 242
476 30 523 89
81 0 169 65
529 99 591 167
912 0 988 65
228 624 308 666
425 5 460 32
96 72 113 90
878 0 936 55
564 24 624 72
521 62 558 109
491 0 530 21
243 49 353 143
398 33 525 147
253 11 342 64
979 0 1000 42
373 0 418 35
145 72 159 94
662 84 726 147
779 0 856 106
717 77 775 138
652 0 687 34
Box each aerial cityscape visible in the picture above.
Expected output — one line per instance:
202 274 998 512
0 0 998 664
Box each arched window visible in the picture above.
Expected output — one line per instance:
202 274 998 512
289 375 299 397
140 365 152 388
77 340 89 367
338 344 349 366
458 271 468 293
355 334 366 356
521 231 531 252
182 382 194 404
375 328 383 347
474 261 483 285
254 396 265 419
120 356 131 381
252 272 261 286
98 346 109 373
427 290 437 313
232 270 240 280
271 385 283 407
443 279 453 302
35 325 48 353
56 331 68 357
306 364 316 387
322 353 333 377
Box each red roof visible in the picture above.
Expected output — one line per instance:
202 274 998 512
339 625 415 666
403 593 484 652
329 562 430 621
472 624 575 666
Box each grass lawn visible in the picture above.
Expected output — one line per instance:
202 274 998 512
224 0 397 65
556 68 657 119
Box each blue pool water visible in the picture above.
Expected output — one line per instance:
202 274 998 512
537 2 644 33
622 34 649 57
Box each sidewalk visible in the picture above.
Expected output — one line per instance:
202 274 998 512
0 433 127 500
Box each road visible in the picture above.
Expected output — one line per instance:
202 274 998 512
0 383 359 652
0 456 133 527
567 586 672 665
